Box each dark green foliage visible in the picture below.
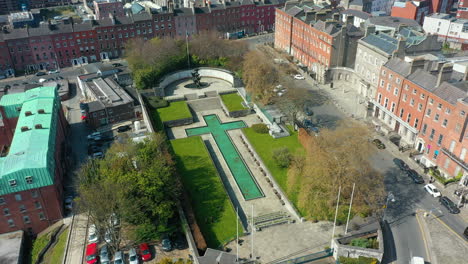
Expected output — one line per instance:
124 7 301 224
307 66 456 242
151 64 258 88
350 237 379 249
252 123 269 134
147 96 169 109
339 256 379 264
272 147 292 168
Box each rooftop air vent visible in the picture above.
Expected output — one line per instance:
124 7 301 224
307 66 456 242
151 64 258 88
38 109 45 114
20 126 29 132
25 111 32 116
35 124 43 129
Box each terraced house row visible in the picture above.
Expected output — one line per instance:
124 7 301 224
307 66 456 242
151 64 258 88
0 0 285 77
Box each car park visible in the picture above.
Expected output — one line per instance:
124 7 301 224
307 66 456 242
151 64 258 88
35 71 47 76
129 248 139 264
393 158 409 171
88 224 99 243
85 243 99 264
117 125 131 133
372 139 386 149
114 251 125 264
162 236 172 251
406 169 424 184
439 196 460 214
424 183 441 198
139 243 152 261
100 245 111 264
294 74 305 80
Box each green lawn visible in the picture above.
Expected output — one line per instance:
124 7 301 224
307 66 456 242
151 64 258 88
44 228 69 264
170 136 240 248
156 101 192 122
31 233 51 264
220 93 247 112
242 126 305 204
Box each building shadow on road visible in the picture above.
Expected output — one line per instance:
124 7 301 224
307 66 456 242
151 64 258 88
381 220 397 264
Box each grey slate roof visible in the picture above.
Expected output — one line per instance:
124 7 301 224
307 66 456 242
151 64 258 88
286 6 304 16
361 33 398 55
433 81 468 105
367 16 421 30
174 8 194 16
407 69 438 92
198 249 237 264
385 57 412 76
341 9 371 19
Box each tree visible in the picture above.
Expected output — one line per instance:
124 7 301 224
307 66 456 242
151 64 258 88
242 50 278 105
272 83 310 125
273 147 292 168
75 133 181 251
288 121 385 222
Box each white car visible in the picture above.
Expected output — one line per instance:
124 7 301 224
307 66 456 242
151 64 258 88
294 74 305 80
129 248 138 264
48 69 60 74
88 224 99 243
424 184 441 198
38 78 47 83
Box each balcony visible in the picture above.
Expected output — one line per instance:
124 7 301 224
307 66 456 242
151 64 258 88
441 147 468 171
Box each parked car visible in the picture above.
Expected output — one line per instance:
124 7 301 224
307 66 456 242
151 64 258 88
35 71 47 76
139 243 152 261
64 196 73 210
38 78 47 83
88 224 99 243
100 245 111 264
406 169 424 184
91 152 104 159
464 227 468 239
113 63 123 67
85 243 99 264
56 76 64 80
129 248 139 264
294 74 305 80
104 229 112 243
410 257 425 264
424 184 441 198
114 251 125 264
87 132 101 140
161 236 172 251
173 232 188 250
393 158 409 171
372 139 386 149
109 213 120 227
48 69 60 74
117 125 131 133
439 196 460 214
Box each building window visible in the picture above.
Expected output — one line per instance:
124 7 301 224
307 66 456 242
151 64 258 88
3 208 10 216
7 219 14 227
445 108 451 114
384 98 389 107
414 118 419 129
422 123 427 135
435 114 440 121
23 215 31 224
391 103 396 112
39 212 46 220
429 129 435 140
25 176 33 184
380 80 384 87
437 134 444 146
0 197 4 205
31 191 38 198
386 83 391 91
438 103 442 109
429 98 434 104
404 84 409 90
410 99 415 106
378 94 382 104
389 74 393 80
396 78 401 84
420 93 425 99
394 88 399 96
412 89 417 95
403 94 407 102
34 201 42 209
407 113 411 123
442 119 448 127
19 205 26 212
433 151 439 159
400 108 404 118
418 104 423 111
444 158 450 169
15 194 21 201
461 111 466 116
426 109 432 116
9 180 17 187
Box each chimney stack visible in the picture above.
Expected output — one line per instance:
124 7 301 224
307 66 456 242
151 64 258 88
35 124 43 129
333 12 340 21
305 11 316 22
437 63 453 86
315 12 327 21
25 111 32 116
21 126 29 132
346 15 354 25
364 25 375 37
393 36 406 59
38 109 45 114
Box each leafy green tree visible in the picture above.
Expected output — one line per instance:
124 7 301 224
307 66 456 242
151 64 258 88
273 147 292 168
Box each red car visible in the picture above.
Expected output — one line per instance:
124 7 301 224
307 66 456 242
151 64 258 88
139 243 152 261
85 243 98 264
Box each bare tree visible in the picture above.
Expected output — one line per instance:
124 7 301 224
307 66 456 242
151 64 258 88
242 50 278 105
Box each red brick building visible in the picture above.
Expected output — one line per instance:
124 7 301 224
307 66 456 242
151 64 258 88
457 0 468 18
93 0 125 20
274 2 363 82
391 0 430 25
0 86 68 235
373 56 468 183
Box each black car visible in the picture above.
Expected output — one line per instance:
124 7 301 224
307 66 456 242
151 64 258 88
35 71 46 76
393 158 409 171
406 169 424 184
439 196 460 214
173 232 188 250
117 125 131 133
372 139 386 149
464 227 468 239
112 63 123 67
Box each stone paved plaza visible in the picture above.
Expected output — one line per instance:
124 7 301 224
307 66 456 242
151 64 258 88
165 77 235 97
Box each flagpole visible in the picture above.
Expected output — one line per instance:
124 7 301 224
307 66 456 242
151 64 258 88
331 186 341 248
345 183 355 235
236 206 239 262
251 204 254 260
186 30 190 69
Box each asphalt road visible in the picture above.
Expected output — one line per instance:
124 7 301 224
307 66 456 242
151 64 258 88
240 33 275 49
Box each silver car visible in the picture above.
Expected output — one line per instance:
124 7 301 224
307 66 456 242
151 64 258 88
114 251 125 264
129 248 139 264
100 245 110 264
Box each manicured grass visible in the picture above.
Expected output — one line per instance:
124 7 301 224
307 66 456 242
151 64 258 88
44 228 69 264
31 233 51 264
170 136 240 248
242 126 305 204
156 101 192 122
220 93 247 112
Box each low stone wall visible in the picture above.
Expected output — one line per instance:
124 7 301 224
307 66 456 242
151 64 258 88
218 93 251 118
327 67 359 85
331 228 384 262
136 91 155 133
157 67 238 96
163 117 194 128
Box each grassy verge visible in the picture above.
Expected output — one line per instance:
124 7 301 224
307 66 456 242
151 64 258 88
43 228 69 264
220 93 247 112
31 233 51 264
242 126 304 204
170 136 240 248
157 101 192 122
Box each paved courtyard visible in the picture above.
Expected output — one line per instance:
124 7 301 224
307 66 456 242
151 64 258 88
165 77 235 97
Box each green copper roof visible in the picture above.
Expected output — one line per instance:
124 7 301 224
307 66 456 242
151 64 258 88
0 86 59 195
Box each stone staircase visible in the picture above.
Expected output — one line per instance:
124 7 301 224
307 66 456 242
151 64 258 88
253 211 292 231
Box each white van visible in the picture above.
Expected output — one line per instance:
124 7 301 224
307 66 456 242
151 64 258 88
410 256 424 264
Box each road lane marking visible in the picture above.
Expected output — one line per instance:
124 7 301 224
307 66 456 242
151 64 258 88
430 213 468 244
415 210 431 263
